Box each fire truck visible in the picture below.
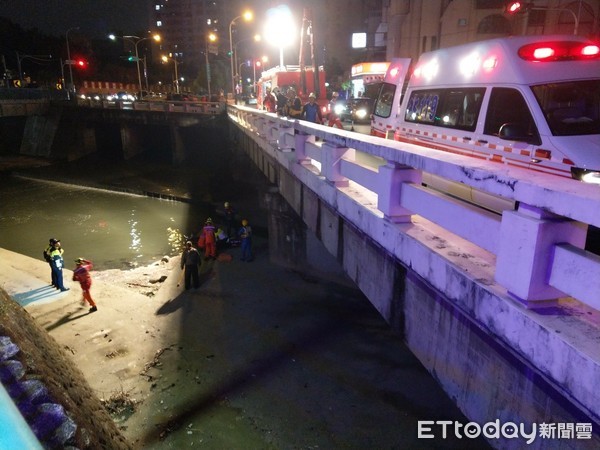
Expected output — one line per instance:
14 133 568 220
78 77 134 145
256 65 327 112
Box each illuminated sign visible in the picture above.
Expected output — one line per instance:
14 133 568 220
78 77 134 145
352 33 367 49
351 62 390 77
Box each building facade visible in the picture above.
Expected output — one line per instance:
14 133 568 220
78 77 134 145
383 0 599 62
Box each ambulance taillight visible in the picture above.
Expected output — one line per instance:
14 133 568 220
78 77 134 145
518 41 600 62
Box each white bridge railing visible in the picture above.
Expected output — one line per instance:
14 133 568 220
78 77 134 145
228 105 600 311
76 98 226 115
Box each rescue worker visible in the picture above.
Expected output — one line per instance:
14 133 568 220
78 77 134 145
284 88 303 119
263 87 276 112
201 218 217 260
216 227 229 251
72 258 97 312
327 92 344 129
48 240 69 292
224 201 236 238
44 238 58 287
302 92 323 124
275 87 287 116
239 219 253 262
180 241 200 289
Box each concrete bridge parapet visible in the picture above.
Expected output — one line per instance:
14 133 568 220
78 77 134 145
229 105 600 447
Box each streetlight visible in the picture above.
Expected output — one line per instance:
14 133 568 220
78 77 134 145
109 33 161 97
229 10 253 96
264 5 296 68
206 33 217 99
66 27 79 97
162 54 181 94
234 34 261 87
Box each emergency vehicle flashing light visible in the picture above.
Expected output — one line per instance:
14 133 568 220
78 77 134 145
518 41 600 62
388 67 400 78
413 60 439 81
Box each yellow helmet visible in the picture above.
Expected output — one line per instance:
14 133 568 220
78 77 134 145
242 219 248 226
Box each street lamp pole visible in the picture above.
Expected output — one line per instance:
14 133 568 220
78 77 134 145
109 34 160 98
206 33 216 100
228 11 253 97
66 27 79 97
173 58 180 94
162 55 180 94
229 17 238 96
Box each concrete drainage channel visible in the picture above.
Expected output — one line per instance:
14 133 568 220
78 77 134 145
0 335 77 449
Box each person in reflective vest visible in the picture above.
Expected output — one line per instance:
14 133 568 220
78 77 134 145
72 258 97 312
44 237 58 287
48 240 69 292
239 219 253 262
201 218 217 260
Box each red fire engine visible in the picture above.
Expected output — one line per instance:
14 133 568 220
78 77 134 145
256 65 327 112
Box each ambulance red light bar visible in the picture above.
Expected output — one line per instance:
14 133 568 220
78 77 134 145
518 41 600 62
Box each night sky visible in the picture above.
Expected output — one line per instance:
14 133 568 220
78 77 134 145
0 0 150 37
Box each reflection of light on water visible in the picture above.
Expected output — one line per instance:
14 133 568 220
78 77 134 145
129 211 142 255
167 226 185 254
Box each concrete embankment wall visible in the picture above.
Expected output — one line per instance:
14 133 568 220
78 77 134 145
232 127 600 449
0 285 131 449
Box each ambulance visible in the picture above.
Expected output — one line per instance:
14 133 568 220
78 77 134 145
371 35 600 186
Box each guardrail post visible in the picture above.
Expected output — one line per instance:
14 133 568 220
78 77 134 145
377 163 421 223
294 132 312 164
278 125 295 152
322 141 353 187
495 203 587 305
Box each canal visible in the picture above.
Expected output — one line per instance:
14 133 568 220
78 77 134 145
0 175 210 270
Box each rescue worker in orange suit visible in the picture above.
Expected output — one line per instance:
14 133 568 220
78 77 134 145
327 92 344 129
200 218 217 260
72 257 97 312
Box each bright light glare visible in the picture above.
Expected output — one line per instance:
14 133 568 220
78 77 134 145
421 59 439 80
582 172 600 184
264 5 296 48
459 53 480 77
533 47 555 59
582 45 600 56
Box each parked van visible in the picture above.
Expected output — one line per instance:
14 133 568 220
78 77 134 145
371 35 600 186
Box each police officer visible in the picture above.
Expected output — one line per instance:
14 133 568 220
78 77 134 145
44 238 57 287
48 240 69 292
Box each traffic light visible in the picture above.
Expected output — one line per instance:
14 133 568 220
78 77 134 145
227 50 232 57
128 55 135 62
75 59 87 68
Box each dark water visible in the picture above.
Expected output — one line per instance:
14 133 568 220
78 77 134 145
0 176 212 270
